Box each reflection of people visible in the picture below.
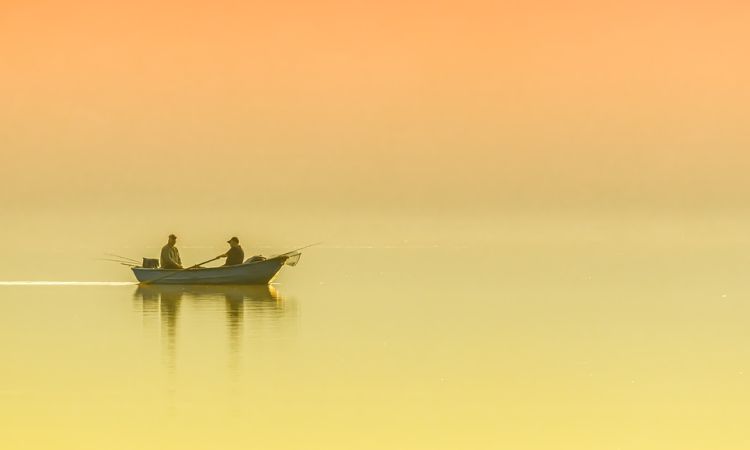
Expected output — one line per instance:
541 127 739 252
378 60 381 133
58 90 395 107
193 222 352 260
160 234 183 269
220 236 245 266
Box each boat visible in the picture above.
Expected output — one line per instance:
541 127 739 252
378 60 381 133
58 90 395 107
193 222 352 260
131 254 298 285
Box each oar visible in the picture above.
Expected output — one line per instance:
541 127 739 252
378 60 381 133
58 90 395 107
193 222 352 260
140 255 223 285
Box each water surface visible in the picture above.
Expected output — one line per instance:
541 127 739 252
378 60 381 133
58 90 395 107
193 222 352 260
1 241 748 449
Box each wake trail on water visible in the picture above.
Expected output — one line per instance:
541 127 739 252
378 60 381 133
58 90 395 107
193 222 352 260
0 281 136 286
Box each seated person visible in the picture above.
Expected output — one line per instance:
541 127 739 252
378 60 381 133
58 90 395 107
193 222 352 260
220 236 245 266
160 234 183 269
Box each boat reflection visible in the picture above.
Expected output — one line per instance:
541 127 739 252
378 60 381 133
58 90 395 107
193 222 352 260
132 284 296 372
135 284 285 307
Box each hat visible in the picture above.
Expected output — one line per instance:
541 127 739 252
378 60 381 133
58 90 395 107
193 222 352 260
227 236 239 243
169 234 177 239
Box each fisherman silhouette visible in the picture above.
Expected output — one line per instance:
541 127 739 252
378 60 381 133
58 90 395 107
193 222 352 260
220 236 245 266
160 234 183 269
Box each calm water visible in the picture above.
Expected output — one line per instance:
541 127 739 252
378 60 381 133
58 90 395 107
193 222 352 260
1 238 749 449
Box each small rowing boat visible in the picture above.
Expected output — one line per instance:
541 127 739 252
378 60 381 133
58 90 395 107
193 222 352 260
131 254 299 285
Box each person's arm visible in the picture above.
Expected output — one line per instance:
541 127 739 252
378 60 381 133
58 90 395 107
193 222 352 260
169 249 183 269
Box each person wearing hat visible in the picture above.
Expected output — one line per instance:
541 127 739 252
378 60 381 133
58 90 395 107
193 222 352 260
220 237 245 266
160 234 183 269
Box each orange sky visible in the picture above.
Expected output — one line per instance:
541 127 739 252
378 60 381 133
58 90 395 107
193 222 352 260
2 1 750 213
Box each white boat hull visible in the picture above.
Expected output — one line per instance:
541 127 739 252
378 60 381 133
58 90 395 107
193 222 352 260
131 256 288 285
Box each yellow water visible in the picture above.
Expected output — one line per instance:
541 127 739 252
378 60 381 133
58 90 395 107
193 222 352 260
1 214 749 449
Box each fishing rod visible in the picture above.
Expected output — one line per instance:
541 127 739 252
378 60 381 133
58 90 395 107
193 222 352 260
274 242 322 257
97 258 140 267
98 258 138 264
105 253 141 264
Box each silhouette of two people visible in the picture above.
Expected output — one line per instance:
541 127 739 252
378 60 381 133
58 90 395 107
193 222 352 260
161 234 245 269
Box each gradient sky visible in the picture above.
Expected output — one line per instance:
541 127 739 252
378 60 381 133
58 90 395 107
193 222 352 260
2 1 750 215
